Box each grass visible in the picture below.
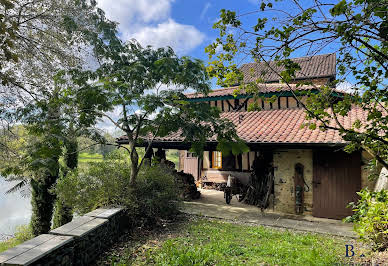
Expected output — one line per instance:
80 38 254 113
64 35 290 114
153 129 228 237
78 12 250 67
0 238 24 253
0 225 33 253
78 150 180 169
166 150 179 168
78 152 104 163
102 218 349 265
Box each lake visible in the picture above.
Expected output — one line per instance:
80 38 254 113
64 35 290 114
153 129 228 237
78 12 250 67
0 178 31 240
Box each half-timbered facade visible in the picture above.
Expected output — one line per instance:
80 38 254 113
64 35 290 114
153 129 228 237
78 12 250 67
118 53 378 219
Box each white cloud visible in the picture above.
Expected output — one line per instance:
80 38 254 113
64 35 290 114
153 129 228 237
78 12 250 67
98 0 173 25
336 81 356 93
131 19 205 54
95 1 205 132
200 2 211 21
97 0 205 54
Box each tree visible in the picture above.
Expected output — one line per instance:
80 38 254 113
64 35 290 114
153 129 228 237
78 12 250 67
206 0 387 171
0 0 118 234
72 40 248 186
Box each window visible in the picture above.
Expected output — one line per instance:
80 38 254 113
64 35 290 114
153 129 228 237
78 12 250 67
186 152 197 158
212 151 222 169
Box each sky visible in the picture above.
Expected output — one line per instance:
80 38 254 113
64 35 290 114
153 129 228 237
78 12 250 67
95 0 354 133
97 0 260 63
96 0 267 133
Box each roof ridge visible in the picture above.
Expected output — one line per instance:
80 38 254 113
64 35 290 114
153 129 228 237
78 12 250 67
242 53 335 65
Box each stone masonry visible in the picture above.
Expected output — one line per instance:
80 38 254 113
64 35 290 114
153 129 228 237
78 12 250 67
0 208 127 266
273 149 313 215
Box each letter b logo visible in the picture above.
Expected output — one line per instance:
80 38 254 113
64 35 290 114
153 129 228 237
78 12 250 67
345 244 354 257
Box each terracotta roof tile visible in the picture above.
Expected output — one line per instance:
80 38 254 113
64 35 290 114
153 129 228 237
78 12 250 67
117 106 369 145
240 53 336 83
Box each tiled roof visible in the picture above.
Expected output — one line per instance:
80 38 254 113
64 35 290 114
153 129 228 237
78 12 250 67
186 84 316 99
118 106 368 145
240 53 336 83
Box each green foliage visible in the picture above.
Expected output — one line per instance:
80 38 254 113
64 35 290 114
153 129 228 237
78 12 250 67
109 219 346 265
30 175 58 236
0 225 33 253
1 0 121 237
55 153 180 225
52 200 73 229
14 224 34 242
134 166 180 224
63 136 78 170
70 40 246 185
206 0 388 169
345 189 388 251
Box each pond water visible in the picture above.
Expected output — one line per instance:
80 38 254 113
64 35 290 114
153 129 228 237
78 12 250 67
0 178 31 240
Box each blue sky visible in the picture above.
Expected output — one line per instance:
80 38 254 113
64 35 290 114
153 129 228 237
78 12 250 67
97 0 260 64
96 0 265 132
95 0 358 133
97 1 345 83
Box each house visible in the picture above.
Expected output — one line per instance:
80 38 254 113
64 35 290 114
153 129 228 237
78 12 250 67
118 53 377 220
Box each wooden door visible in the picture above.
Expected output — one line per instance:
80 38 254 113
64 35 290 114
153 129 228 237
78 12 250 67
184 152 199 180
313 151 361 219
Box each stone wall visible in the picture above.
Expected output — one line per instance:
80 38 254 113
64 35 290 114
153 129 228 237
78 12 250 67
0 208 128 266
273 149 313 215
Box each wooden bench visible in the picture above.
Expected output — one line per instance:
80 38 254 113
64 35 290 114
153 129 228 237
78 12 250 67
0 234 73 266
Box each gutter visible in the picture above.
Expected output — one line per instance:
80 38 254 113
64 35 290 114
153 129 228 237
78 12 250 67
186 89 345 103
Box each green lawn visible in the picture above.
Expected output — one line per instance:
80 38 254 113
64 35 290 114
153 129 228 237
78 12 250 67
78 150 179 169
78 152 104 163
166 150 179 168
103 218 349 265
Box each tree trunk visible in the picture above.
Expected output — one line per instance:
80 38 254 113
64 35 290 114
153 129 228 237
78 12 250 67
53 135 78 229
30 169 58 235
129 140 139 186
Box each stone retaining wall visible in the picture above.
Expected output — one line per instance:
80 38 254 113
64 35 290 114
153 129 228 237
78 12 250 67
0 207 128 266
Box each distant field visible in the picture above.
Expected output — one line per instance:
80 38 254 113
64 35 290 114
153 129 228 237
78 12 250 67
166 150 179 169
78 152 104 163
78 150 179 169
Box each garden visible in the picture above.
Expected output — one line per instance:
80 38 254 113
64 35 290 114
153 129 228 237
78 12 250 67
0 0 387 265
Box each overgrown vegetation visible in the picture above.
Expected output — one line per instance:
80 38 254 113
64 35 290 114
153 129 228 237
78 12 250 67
55 152 180 226
206 0 387 170
207 0 387 253
102 218 348 265
346 189 388 251
0 225 33 253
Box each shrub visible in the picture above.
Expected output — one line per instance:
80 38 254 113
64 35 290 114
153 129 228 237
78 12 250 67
55 153 180 226
0 225 33 253
14 224 34 242
345 189 388 251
